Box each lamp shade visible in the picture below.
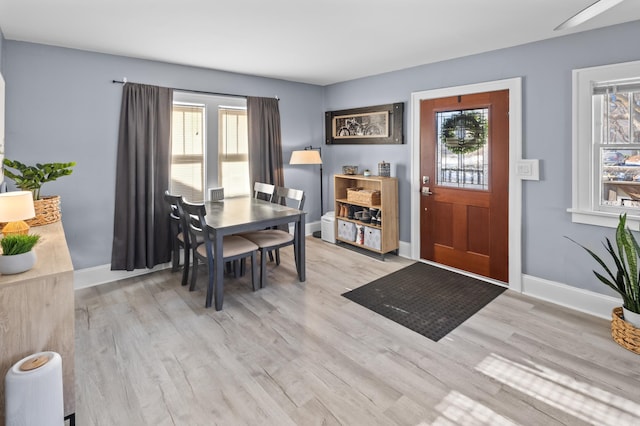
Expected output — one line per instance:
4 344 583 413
0 191 36 222
289 150 322 165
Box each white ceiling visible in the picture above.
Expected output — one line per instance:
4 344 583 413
1 0 639 86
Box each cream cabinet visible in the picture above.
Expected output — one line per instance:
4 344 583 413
0 221 75 424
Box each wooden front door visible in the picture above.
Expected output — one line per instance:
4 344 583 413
420 90 509 283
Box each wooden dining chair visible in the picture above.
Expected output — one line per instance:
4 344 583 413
253 182 275 202
164 191 191 286
240 186 305 288
181 200 260 301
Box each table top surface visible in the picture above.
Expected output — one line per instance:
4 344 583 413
203 197 305 230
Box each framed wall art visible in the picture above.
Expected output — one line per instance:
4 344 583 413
325 102 404 145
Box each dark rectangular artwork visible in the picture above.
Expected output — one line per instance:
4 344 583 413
325 102 404 145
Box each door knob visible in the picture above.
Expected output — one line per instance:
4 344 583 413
421 186 433 195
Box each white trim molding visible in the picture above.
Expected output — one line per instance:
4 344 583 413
522 274 621 320
74 262 171 290
410 77 524 292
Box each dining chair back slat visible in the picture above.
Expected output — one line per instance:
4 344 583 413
274 186 305 210
253 182 275 202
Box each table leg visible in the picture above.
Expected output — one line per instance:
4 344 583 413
297 214 306 282
205 232 225 310
214 234 224 310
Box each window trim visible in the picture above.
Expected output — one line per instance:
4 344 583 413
569 60 640 230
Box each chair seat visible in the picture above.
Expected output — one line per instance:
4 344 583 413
196 235 258 258
178 232 204 244
240 230 294 248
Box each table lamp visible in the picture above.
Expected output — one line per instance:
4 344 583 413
0 191 36 236
289 146 323 238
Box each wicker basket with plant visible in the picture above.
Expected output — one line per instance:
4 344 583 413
2 159 75 226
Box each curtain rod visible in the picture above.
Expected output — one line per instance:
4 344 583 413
111 79 279 100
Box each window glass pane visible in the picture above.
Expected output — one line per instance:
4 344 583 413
221 161 250 198
436 108 489 190
219 108 249 197
634 92 640 143
170 104 205 201
600 148 640 209
607 92 631 144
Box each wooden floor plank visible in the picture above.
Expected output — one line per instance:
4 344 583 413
75 237 640 425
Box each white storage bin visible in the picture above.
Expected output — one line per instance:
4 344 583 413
337 219 357 242
364 226 381 250
321 211 336 243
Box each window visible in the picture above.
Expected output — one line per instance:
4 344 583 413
171 103 205 202
218 107 250 197
570 60 640 228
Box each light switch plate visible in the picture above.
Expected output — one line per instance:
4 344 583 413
516 159 540 180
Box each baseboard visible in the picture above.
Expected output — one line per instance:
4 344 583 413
74 262 171 290
74 240 620 320
398 240 411 258
521 274 621 320
305 220 320 236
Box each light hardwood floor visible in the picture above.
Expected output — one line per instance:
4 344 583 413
75 237 640 425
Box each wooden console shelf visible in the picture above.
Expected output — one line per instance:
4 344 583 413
334 174 398 259
0 221 75 424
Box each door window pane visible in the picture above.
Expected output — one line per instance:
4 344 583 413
436 108 489 190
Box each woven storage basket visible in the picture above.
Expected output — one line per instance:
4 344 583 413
346 188 381 205
26 195 61 226
611 307 640 355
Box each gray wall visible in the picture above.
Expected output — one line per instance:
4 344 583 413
324 20 640 296
3 20 640 298
2 41 324 269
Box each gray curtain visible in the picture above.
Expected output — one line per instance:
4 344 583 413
111 83 173 270
247 97 285 188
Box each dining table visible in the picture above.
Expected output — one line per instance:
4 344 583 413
203 197 306 310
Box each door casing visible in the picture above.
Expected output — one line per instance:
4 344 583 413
410 78 523 292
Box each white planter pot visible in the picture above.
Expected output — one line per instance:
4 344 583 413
622 307 640 329
0 251 37 275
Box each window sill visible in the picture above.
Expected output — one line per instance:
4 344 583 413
567 208 640 230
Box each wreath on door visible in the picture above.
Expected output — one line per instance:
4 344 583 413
441 112 487 154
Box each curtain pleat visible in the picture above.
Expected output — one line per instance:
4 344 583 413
111 83 173 270
247 97 284 188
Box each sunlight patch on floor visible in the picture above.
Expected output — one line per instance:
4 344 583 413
475 353 640 425
428 390 517 426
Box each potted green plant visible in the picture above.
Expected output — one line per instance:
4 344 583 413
0 234 40 274
2 159 75 226
568 213 640 328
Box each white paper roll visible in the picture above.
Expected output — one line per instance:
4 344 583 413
4 351 64 426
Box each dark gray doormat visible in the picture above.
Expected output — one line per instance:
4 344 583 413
342 262 507 342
